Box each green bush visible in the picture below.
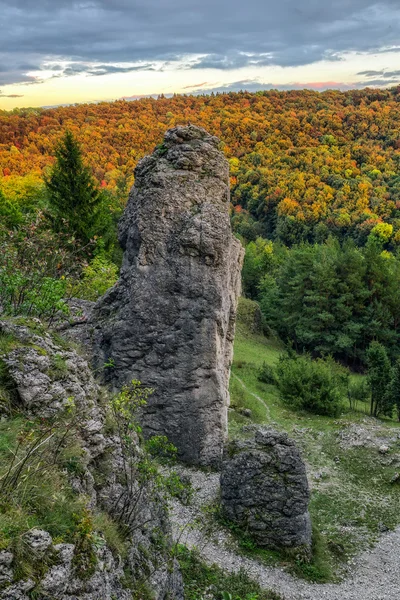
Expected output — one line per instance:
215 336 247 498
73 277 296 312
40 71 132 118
145 435 177 463
0 191 23 228
276 353 348 416
257 362 276 385
0 213 87 322
0 176 46 229
72 255 118 301
236 297 263 333
163 471 193 505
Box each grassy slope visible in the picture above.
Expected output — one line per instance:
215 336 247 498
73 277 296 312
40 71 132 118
229 322 400 578
178 545 282 600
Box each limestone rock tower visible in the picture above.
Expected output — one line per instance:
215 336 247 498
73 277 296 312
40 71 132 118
93 125 244 466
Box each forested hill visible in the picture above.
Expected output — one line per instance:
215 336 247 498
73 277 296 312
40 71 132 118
1 87 400 245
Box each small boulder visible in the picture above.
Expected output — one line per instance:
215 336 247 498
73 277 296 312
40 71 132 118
24 529 53 556
0 578 35 600
220 427 312 551
40 544 74 597
0 551 13 585
239 408 252 418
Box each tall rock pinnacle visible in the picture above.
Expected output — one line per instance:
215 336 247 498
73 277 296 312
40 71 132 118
92 125 244 466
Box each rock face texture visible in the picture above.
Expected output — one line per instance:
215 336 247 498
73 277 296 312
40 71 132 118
0 318 106 459
220 428 312 551
92 125 244 467
0 319 183 600
0 532 134 600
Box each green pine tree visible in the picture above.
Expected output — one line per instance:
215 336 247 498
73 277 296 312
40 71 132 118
387 358 400 422
45 131 101 245
366 341 393 417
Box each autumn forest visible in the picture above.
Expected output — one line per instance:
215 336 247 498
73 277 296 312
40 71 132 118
2 87 400 379
2 87 400 244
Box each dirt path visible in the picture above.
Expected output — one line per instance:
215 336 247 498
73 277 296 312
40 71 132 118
169 467 400 600
231 372 271 421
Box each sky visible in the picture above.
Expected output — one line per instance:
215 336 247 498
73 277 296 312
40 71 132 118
1 0 400 110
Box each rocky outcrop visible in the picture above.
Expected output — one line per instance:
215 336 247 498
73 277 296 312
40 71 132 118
0 318 106 459
220 428 312 551
92 125 244 467
0 531 133 600
0 319 183 600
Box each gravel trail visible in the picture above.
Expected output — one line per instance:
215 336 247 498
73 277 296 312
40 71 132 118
169 467 400 600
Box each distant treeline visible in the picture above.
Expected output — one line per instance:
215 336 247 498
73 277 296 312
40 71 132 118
1 87 400 245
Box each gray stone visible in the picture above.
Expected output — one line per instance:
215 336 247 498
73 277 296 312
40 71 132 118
40 544 74 596
0 579 34 600
92 125 244 467
220 427 312 551
0 319 183 600
23 529 53 555
239 408 253 418
55 299 96 355
0 319 106 460
0 552 13 586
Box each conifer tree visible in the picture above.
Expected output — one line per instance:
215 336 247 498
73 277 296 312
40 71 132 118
45 131 101 245
366 341 393 417
387 358 400 422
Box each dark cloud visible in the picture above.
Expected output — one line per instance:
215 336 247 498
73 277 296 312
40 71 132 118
357 69 400 77
1 0 400 86
190 53 273 70
62 63 158 76
356 78 400 86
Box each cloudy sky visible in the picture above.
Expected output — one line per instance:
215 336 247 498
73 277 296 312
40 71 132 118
1 0 400 109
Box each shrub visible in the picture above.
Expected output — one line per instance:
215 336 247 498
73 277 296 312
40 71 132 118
0 412 92 581
163 471 193 505
257 362 276 385
0 174 46 229
236 297 264 333
0 213 89 323
275 353 348 416
72 255 118 301
0 190 23 228
145 435 177 463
